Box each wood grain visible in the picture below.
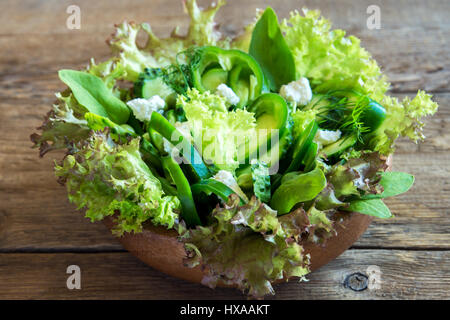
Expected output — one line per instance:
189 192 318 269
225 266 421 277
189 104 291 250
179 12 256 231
0 0 448 299
0 250 448 299
1 0 449 93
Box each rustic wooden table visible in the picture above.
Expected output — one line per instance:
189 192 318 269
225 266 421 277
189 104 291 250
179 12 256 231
0 0 449 300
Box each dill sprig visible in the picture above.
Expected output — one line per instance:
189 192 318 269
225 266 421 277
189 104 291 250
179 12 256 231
303 89 371 143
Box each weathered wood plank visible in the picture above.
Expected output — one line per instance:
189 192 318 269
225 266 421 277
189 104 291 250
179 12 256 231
0 250 448 299
0 0 448 300
0 0 448 92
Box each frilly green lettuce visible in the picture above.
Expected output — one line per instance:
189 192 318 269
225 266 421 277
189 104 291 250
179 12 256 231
179 88 257 171
30 91 90 157
368 91 439 154
328 151 387 198
181 195 310 298
278 8 438 154
306 206 335 244
107 0 230 82
291 109 317 140
55 131 180 235
87 58 125 91
281 8 389 101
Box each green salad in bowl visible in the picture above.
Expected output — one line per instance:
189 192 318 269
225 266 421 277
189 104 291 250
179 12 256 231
31 0 438 297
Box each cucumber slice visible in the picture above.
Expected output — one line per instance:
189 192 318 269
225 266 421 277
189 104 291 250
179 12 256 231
322 134 357 158
134 73 176 106
201 68 228 92
303 93 331 111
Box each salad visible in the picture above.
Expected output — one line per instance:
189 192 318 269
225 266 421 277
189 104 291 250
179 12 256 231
31 0 438 297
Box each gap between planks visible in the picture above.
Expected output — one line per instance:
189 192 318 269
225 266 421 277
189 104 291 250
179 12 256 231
1 246 449 254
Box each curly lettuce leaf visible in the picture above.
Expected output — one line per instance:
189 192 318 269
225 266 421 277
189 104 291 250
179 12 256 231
87 58 125 91
328 151 387 199
181 195 310 298
250 159 271 203
306 206 335 244
107 0 229 82
315 183 346 210
179 88 257 171
281 8 388 101
55 131 180 235
279 9 438 154
291 109 317 140
30 91 90 156
367 91 439 154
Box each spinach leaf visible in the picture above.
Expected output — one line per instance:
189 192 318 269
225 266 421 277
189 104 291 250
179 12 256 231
270 167 326 214
362 171 415 199
59 70 130 124
344 199 392 219
249 7 296 92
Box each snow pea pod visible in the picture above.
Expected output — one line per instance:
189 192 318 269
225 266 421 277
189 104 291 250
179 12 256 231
285 120 319 173
161 156 201 227
191 179 246 204
148 112 210 183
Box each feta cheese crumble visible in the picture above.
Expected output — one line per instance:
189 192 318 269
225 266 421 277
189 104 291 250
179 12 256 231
213 170 248 202
126 95 165 122
314 129 342 149
279 77 313 107
215 83 240 105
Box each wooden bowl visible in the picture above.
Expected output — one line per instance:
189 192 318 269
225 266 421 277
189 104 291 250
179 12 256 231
103 156 391 287
103 212 372 284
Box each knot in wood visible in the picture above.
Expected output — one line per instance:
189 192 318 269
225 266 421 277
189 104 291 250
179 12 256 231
344 272 368 291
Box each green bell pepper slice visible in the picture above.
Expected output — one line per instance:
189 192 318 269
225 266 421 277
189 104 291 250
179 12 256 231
237 93 288 165
191 46 265 108
161 155 201 227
